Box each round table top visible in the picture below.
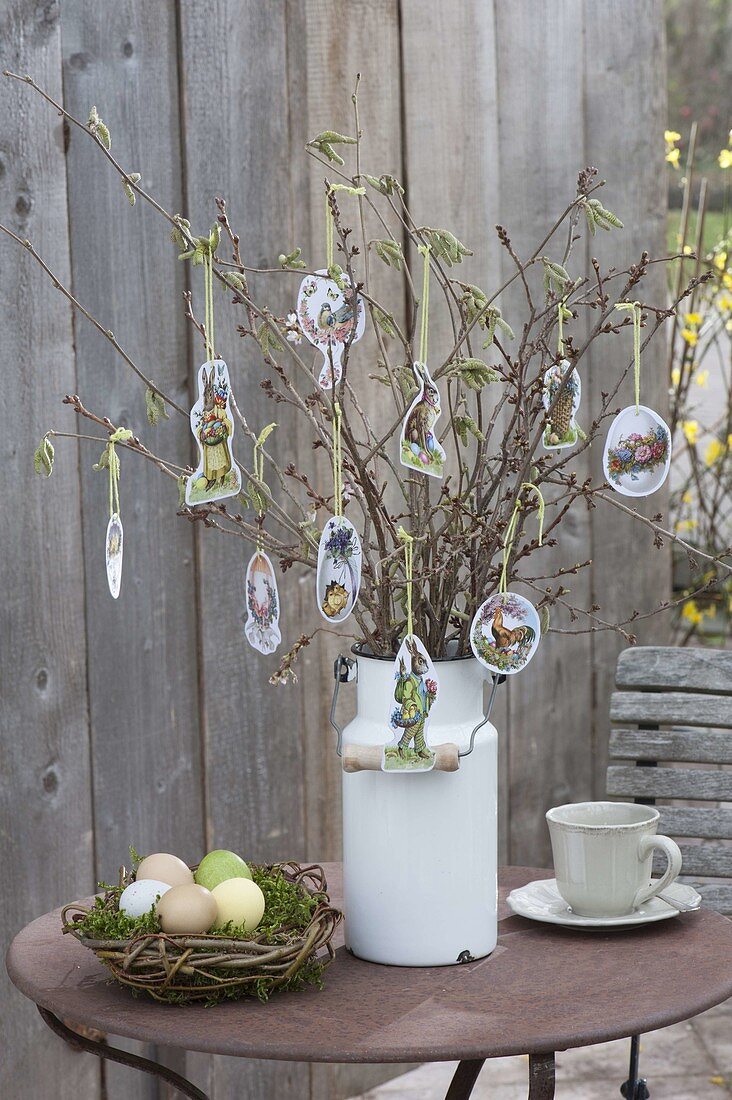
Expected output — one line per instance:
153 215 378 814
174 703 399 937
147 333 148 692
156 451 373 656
7 865 732 1064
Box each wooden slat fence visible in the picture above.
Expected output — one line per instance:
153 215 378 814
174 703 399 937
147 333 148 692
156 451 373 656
0 2 668 1097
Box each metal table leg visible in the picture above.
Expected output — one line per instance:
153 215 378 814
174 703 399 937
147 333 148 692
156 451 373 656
38 1006 209 1100
529 1053 556 1099
445 1059 485 1099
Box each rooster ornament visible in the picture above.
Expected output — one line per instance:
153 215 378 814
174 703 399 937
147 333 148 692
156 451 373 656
470 592 541 676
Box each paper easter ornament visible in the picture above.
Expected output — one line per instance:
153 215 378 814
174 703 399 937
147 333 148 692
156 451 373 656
296 270 365 388
603 404 671 498
541 360 581 450
381 635 439 773
399 361 447 479
105 513 123 599
185 360 242 506
244 550 281 655
316 515 362 624
470 591 541 676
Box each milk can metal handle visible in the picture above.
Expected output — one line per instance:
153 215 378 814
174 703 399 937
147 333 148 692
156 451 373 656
329 653 504 761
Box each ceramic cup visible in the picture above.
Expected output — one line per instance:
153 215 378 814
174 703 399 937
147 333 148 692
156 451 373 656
546 801 682 917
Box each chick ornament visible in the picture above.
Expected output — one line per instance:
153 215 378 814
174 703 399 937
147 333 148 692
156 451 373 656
94 426 132 599
470 487 543 676
296 184 365 388
602 301 672 497
381 529 440 773
316 400 362 623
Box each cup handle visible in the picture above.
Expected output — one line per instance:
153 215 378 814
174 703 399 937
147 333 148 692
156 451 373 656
633 834 683 908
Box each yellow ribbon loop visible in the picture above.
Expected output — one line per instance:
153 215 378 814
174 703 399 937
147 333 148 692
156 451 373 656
204 247 216 362
499 482 545 595
417 243 431 365
397 525 414 638
557 298 571 357
615 301 642 413
105 428 132 518
325 188 334 269
332 401 343 517
253 425 276 550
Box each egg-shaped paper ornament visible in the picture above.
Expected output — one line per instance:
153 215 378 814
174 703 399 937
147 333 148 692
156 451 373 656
119 879 171 918
136 852 194 888
541 361 581 450
296 270 365 389
381 635 440 773
470 591 541 676
105 513 124 599
603 404 671 498
244 550 281 655
316 516 362 623
156 883 218 934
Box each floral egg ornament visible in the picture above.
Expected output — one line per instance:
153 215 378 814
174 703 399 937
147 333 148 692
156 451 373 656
470 592 541 676
245 550 281 655
316 516 362 623
603 404 671 498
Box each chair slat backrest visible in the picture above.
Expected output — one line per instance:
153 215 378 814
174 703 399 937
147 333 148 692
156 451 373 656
607 646 732 915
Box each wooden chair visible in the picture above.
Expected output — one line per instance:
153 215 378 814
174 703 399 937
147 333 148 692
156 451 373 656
607 645 732 1099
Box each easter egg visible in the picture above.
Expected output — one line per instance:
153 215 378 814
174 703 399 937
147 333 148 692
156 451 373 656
156 883 218 934
136 853 194 888
195 850 252 892
211 877 265 931
119 879 171 918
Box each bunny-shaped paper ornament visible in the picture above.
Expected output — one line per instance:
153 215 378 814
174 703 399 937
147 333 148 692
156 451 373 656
382 635 439 773
399 360 446 478
186 360 241 505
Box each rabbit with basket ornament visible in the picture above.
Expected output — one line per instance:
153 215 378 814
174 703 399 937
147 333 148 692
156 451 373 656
399 361 446 478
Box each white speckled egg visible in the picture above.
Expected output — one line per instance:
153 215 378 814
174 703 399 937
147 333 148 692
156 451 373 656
119 879 171 918
156 883 218 935
136 853 194 887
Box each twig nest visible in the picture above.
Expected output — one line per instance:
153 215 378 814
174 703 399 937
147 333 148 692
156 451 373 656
156 883 218 934
212 877 266 931
136 852 194 887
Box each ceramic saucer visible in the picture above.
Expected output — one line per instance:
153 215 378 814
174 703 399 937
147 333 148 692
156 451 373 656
507 878 701 929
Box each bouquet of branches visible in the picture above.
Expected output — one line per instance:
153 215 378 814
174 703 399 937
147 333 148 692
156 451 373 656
7 71 726 680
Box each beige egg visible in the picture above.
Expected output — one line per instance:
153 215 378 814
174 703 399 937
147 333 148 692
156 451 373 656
211 877 266 931
136 852 194 888
156 883 218 934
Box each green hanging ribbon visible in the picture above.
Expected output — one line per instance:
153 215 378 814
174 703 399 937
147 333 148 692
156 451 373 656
498 482 545 595
204 247 215 362
615 301 642 413
325 189 334 270
100 426 133 519
332 400 343 518
253 423 276 550
397 525 414 638
557 298 572 357
417 243 431 364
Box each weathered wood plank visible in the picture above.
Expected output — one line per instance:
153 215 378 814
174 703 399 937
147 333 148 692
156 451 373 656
584 0 670 800
658 806 732 841
493 0 595 866
651 843 732 879
616 646 732 694
60 4 205 1094
610 727 732 764
610 691 732 729
178 1 316 1096
607 764 732 803
694 883 732 914
0 4 97 1098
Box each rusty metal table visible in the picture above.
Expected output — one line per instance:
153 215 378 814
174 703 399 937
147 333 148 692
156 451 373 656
8 865 732 1099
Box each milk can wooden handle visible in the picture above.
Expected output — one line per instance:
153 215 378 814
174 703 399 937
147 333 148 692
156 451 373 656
342 743 460 773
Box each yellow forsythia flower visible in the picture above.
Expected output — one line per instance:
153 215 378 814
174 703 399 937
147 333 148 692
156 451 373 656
664 130 681 143
682 601 703 625
719 149 732 169
718 293 732 312
685 312 702 325
675 519 698 532
695 369 709 387
682 420 700 444
683 244 694 255
682 490 693 504
666 147 680 167
671 367 681 386
681 328 698 347
714 251 728 271
705 438 726 466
